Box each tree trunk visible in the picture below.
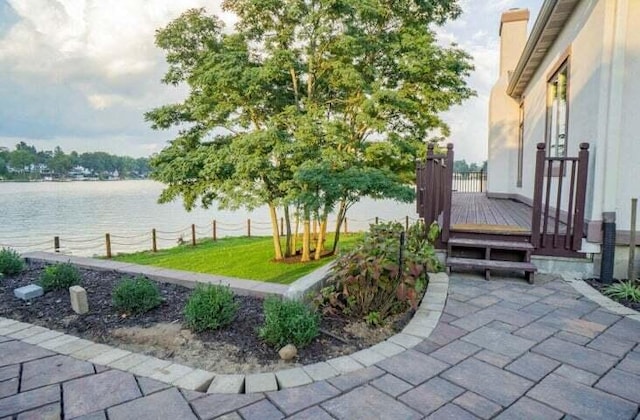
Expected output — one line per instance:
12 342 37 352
332 200 348 254
269 204 283 261
314 215 328 260
301 213 311 262
293 215 299 255
284 206 292 257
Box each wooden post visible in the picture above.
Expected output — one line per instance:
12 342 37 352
105 233 112 259
213 220 217 241
191 224 196 246
441 143 454 243
280 217 284 237
572 143 590 251
152 229 157 252
531 143 547 249
247 219 251 237
343 217 348 234
480 169 484 192
375 216 379 225
54 236 60 253
406 215 409 231
629 198 637 281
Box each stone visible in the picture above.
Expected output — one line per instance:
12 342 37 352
429 404 479 420
69 285 89 314
63 370 142 418
245 372 278 393
371 374 413 397
148 363 193 384
302 362 339 381
14 284 43 301
327 366 385 391
278 344 297 361
16 402 61 420
527 374 637 420
107 353 152 371
326 356 364 374
441 357 533 406
553 364 599 386
399 377 465 416
191 393 263 419
267 382 340 416
136 377 171 396
8 326 48 340
350 348 386 367
21 354 94 391
275 367 313 389
238 399 284 420
0 377 19 398
461 326 535 358
386 333 423 349
22 330 63 345
71 343 114 361
595 368 640 404
495 396 562 420
207 374 245 394
172 369 215 391
322 386 421 420
505 353 560 382
287 406 334 420
453 391 502 419
376 350 449 386
88 348 131 366
107 388 197 420
532 337 618 375
0 340 54 367
430 340 481 365
0 385 59 418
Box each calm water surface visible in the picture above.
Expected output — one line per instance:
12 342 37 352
0 180 417 256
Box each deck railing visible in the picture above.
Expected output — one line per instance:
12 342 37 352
531 142 589 255
416 143 454 243
452 170 486 193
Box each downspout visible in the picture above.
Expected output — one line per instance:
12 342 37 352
600 0 628 283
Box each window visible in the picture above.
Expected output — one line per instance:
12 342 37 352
546 60 569 157
517 101 524 187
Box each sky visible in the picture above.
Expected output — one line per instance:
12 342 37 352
0 0 543 161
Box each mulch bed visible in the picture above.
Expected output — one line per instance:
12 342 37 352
585 278 640 312
0 262 411 372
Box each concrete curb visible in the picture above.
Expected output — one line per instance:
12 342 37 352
9 254 449 395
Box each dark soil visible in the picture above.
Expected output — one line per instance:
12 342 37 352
0 262 411 374
585 278 640 312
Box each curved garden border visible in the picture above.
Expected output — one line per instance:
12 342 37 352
6 252 449 394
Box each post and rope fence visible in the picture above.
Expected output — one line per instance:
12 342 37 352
1 215 422 258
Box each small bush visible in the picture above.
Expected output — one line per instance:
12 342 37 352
112 276 162 314
38 262 81 291
184 284 238 332
314 221 439 323
259 297 320 348
604 280 640 302
0 248 24 276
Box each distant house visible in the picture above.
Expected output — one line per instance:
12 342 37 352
487 1 640 278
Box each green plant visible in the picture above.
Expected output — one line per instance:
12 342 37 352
604 280 640 302
38 262 81 291
315 221 439 323
184 284 238 332
259 297 320 348
0 247 24 276
112 276 163 314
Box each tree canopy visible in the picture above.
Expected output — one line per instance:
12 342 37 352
147 0 475 261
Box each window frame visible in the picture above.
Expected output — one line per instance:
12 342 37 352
545 54 570 158
517 100 524 188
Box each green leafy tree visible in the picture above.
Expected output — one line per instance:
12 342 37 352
147 1 474 262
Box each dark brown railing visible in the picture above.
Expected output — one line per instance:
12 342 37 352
531 142 589 256
416 143 454 243
452 170 486 193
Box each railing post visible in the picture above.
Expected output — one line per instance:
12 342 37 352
572 143 590 250
54 236 60 253
480 169 484 192
105 233 112 259
152 228 157 252
441 143 454 243
531 143 547 248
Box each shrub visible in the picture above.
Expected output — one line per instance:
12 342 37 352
38 262 81 291
0 248 24 276
604 280 640 302
259 297 320 348
112 276 162 314
184 284 238 332
314 221 439 324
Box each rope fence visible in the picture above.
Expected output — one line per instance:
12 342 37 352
1 214 418 258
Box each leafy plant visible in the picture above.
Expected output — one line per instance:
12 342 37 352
38 262 81 291
112 276 162 314
259 297 320 348
604 280 640 302
315 221 439 323
184 284 238 332
0 247 24 276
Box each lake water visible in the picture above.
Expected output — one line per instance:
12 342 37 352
0 180 418 256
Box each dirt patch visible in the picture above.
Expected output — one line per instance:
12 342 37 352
0 262 415 374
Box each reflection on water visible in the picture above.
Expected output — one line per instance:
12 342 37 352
0 180 417 256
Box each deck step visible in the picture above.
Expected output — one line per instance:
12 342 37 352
446 257 536 283
447 238 534 251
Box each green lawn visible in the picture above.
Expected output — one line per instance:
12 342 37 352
112 234 363 284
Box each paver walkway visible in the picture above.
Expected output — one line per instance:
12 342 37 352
2 273 640 419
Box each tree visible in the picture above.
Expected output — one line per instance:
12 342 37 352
147 1 474 261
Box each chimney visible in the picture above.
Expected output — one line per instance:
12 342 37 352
499 8 530 77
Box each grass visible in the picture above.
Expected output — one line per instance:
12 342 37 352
112 233 363 284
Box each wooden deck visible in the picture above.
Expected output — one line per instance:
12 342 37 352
450 193 566 234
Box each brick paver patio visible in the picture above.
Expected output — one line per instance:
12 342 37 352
2 273 640 419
